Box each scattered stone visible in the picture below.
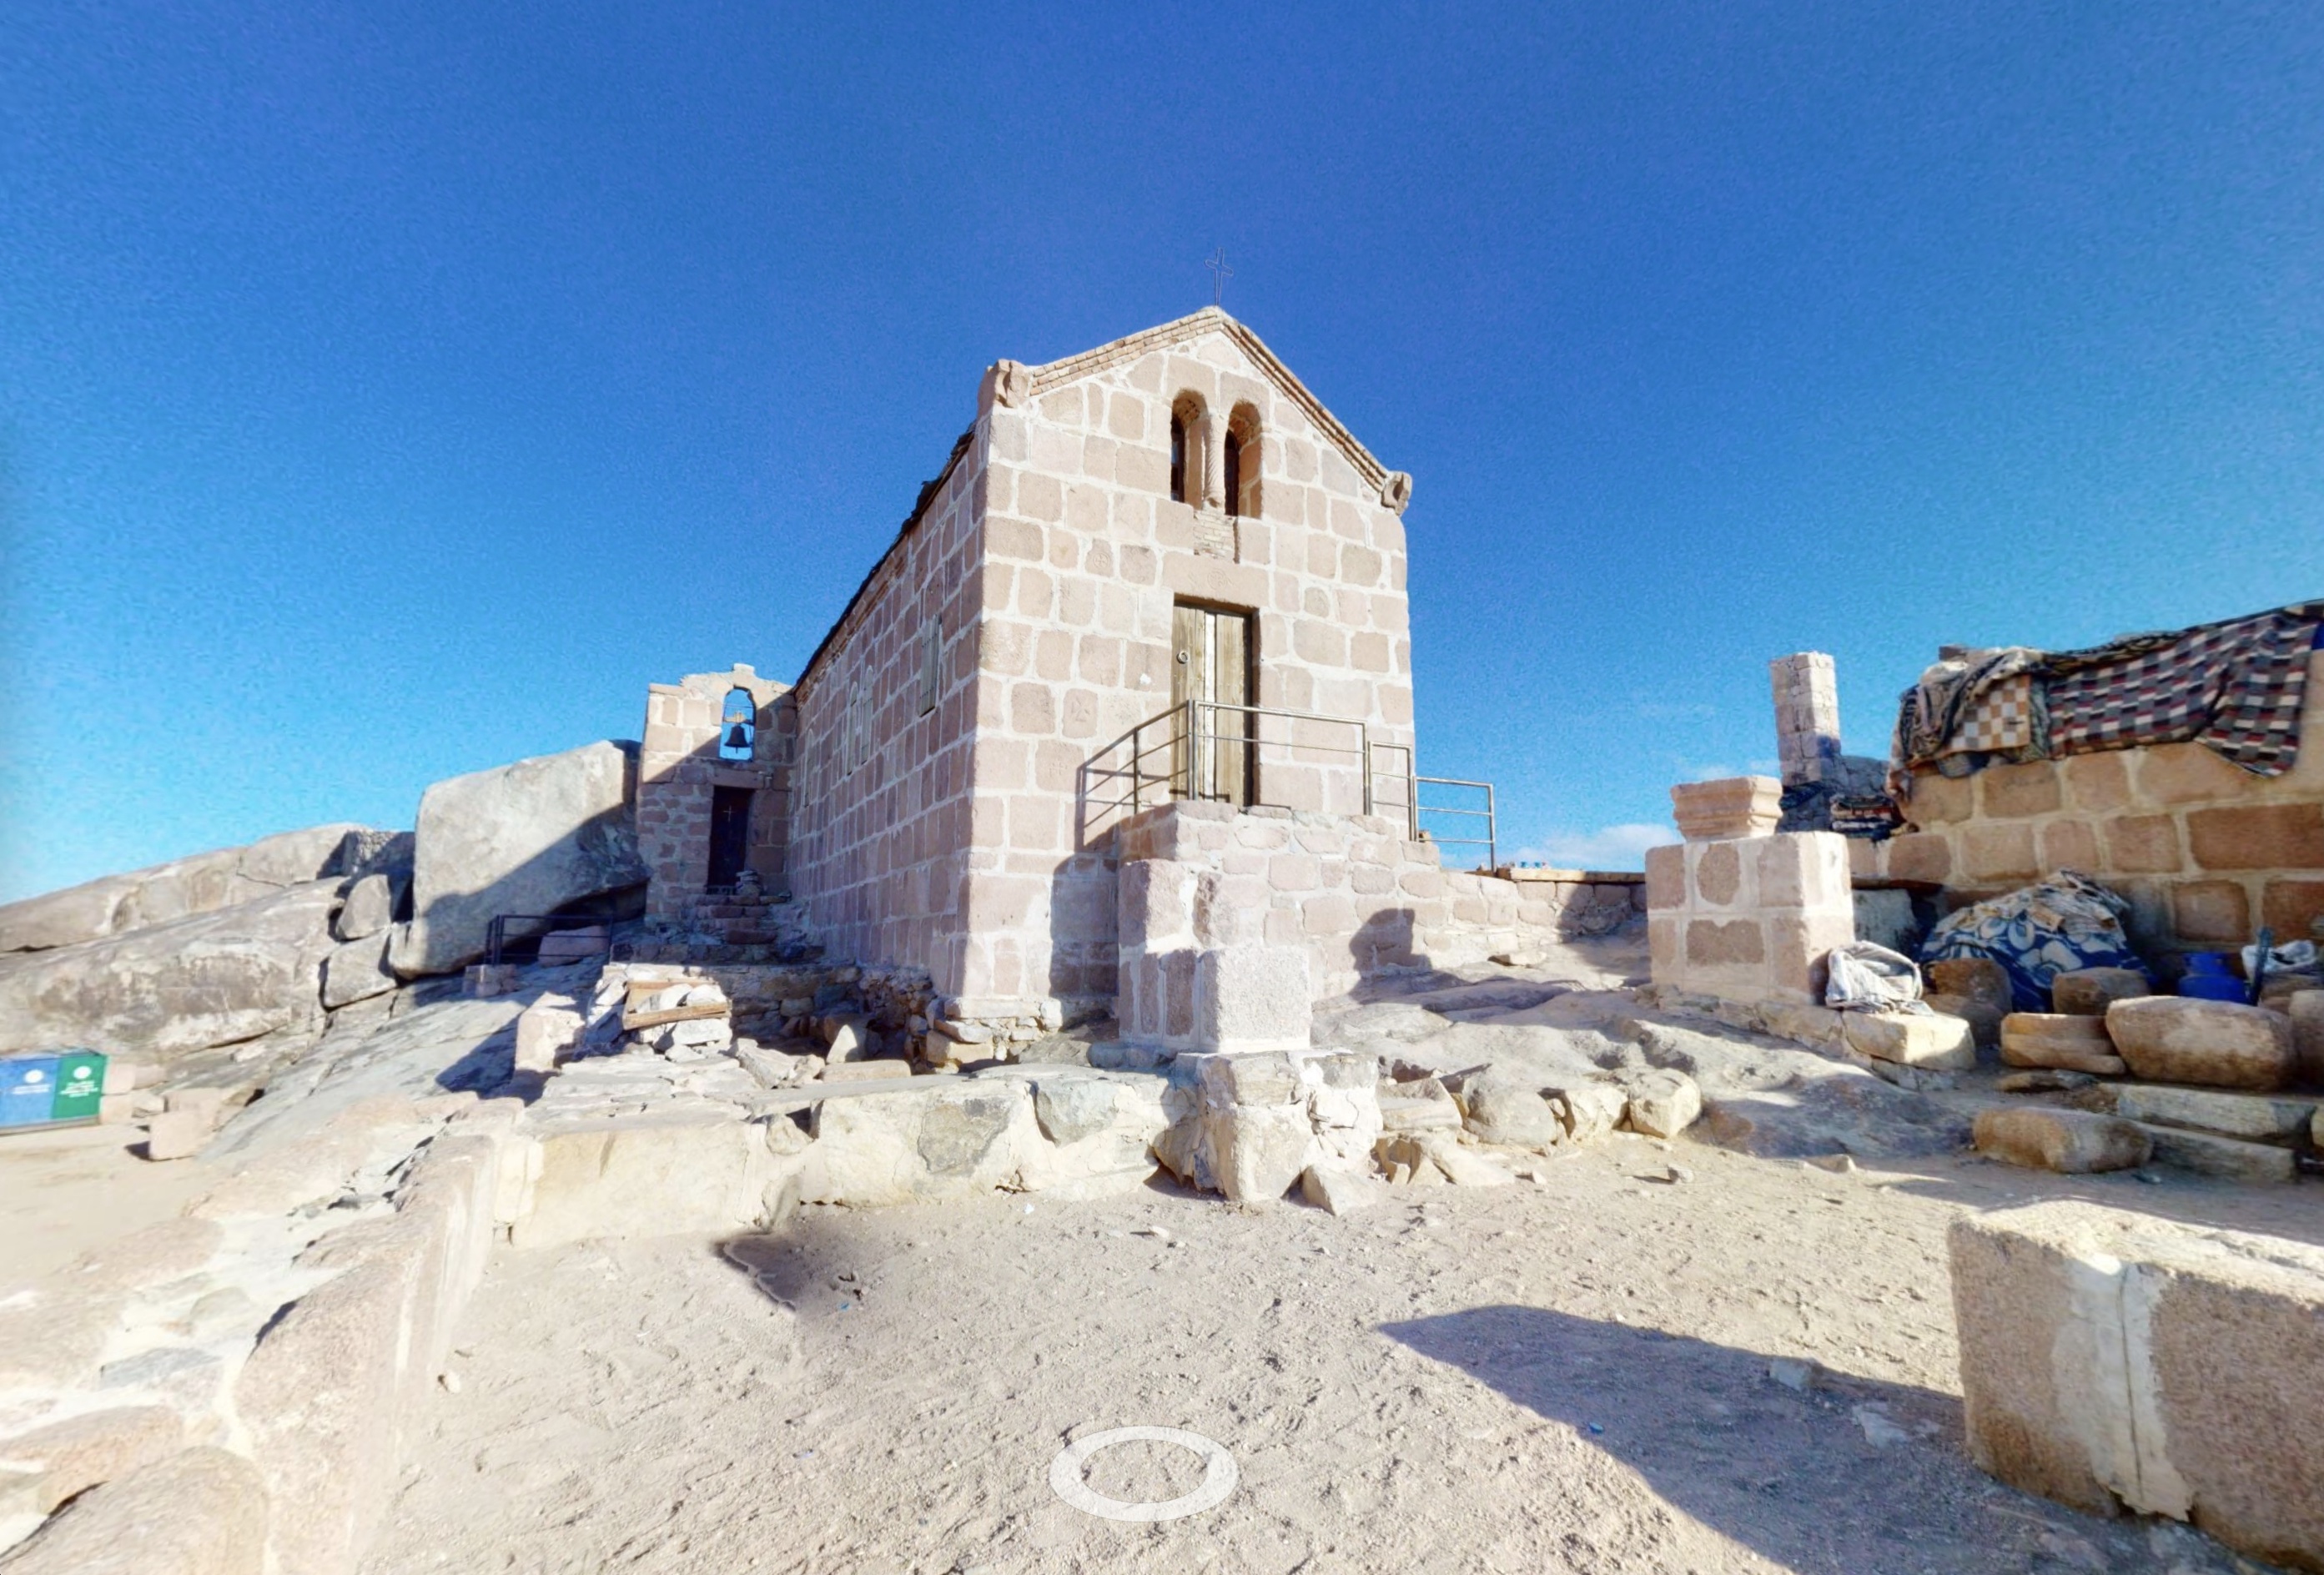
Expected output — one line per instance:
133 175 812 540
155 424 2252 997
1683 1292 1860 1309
1973 1108 2151 1174
1300 1163 1387 1215
1996 1069 2097 1093
1841 1011 1976 1070
2050 967 2150 1016
822 1013 873 1063
143 1109 210 1161
1853 1404 1909 1447
1451 1069 1564 1148
1663 1163 1694 1184
1549 1084 1627 1142
1622 1069 1703 1138
1808 1153 1858 1174
2105 997 2296 1091
1768 1356 1817 1391
2000 1013 2129 1075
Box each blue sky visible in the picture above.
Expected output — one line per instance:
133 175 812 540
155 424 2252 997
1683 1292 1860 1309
3 3 2321 900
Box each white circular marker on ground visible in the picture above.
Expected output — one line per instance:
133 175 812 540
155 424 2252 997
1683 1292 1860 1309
1047 1427 1238 1522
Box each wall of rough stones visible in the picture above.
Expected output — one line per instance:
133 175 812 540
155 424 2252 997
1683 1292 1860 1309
1115 801 1645 1029
786 430 988 1001
636 665 795 925
1856 651 2324 962
963 309 1421 1019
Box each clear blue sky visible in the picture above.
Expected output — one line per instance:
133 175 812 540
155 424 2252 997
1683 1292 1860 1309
5 3 2321 901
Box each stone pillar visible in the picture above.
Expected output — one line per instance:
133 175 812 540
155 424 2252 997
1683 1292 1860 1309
1200 410 1228 511
1770 652 1843 788
1646 827 1855 1006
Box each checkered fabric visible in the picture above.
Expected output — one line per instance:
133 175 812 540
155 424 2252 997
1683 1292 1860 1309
2046 604 2323 775
1946 672 2034 755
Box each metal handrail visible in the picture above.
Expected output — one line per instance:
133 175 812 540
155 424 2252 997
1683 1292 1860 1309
1080 701 1499 870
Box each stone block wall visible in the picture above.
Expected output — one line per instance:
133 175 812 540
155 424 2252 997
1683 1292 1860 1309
1645 831 1857 1005
1115 801 1644 1024
1857 652 2324 961
786 430 988 1001
636 666 796 925
962 310 1421 1017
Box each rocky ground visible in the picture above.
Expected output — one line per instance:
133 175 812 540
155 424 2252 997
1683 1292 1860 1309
348 942 2317 1575
362 1140 2315 1575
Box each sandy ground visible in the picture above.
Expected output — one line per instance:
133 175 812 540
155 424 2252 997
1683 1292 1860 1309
365 1139 2317 1575
0 1120 212 1283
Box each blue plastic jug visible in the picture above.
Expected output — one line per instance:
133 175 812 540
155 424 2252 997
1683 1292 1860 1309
2177 952 2246 1003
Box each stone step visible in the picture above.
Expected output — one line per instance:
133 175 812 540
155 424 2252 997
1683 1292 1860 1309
2130 1122 2300 1185
2105 1084 2319 1142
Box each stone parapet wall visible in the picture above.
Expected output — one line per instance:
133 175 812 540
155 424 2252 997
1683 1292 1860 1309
1859 652 2324 960
1116 801 1642 1009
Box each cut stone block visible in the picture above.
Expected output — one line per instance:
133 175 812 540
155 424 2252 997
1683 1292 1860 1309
516 1112 795 1246
2105 997 2295 1091
1973 1108 2150 1174
2050 967 2151 1016
1927 956 2013 1008
1949 1200 2324 1566
1842 1011 1977 1070
1195 947 1310 1053
2000 1014 2129 1075
1669 776 1782 843
2135 1124 2298 1184
2108 1084 2319 1142
142 1109 209 1161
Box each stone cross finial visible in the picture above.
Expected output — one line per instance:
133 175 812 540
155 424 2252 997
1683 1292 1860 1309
1206 247 1232 307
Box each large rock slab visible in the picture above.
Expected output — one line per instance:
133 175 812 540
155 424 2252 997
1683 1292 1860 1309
0 1446 266 1575
2105 997 2295 1091
0 823 373 954
1949 1201 2324 1567
0 882 339 1060
387 742 645 979
513 1111 798 1247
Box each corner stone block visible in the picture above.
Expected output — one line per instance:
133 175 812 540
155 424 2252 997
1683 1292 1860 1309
1195 947 1310 1053
1949 1200 2324 1568
1754 832 1849 910
1643 843 1684 913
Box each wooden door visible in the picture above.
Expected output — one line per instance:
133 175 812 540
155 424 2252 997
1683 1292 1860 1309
1171 602 1252 805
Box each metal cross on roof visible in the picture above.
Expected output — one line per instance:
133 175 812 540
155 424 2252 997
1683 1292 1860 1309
1206 247 1232 306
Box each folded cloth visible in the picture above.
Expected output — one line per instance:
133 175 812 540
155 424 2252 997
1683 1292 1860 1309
1825 942 1928 1014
